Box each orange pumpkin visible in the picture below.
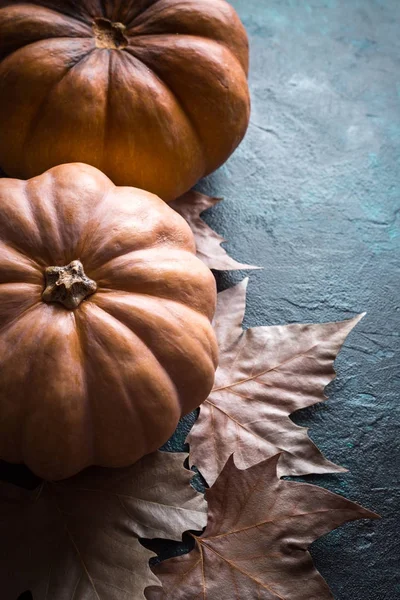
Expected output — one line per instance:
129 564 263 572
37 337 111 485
0 163 218 480
0 0 250 201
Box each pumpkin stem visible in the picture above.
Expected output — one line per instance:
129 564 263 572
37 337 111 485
42 260 97 310
92 17 128 50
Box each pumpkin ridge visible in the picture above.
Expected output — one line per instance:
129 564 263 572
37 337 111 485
94 289 213 327
71 309 96 470
92 275 214 317
122 0 249 73
124 30 248 78
76 301 180 456
102 48 113 174
71 306 146 469
124 0 238 31
88 298 197 413
125 35 249 175
0 2 93 62
124 0 165 29
125 33 248 85
92 290 193 320
120 48 205 167
45 170 87 263
27 171 69 265
93 290 218 368
127 32 239 44
127 32 248 81
77 187 197 273
0 36 93 64
123 45 206 168
88 245 216 319
93 292 218 415
78 230 179 277
0 247 43 285
0 3 93 35
98 45 205 197
88 247 197 281
0 237 46 270
16 307 57 468
93 298 183 379
20 46 96 175
71 183 116 265
28 1 99 26
0 181 48 267
96 289 218 345
0 291 42 336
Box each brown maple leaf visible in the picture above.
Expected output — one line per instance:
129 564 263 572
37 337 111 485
170 190 260 270
0 451 207 600
146 454 379 600
188 279 364 486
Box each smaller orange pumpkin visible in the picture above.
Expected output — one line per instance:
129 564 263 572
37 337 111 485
0 163 218 480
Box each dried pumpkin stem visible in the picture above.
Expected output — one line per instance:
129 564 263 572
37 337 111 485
92 17 128 49
42 260 97 310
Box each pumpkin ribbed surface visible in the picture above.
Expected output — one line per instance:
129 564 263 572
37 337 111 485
0 0 250 200
0 163 218 479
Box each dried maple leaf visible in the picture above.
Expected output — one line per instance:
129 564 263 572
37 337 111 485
171 190 260 271
0 451 207 600
188 279 364 486
146 455 379 600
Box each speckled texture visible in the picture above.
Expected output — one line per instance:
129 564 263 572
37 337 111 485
165 1 400 598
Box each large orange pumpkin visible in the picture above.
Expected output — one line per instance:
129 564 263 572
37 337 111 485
0 0 250 201
0 163 218 480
